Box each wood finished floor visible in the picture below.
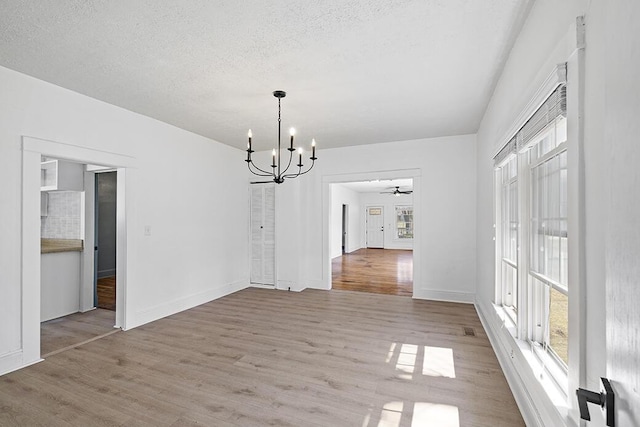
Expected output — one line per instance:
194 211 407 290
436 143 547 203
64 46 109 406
332 248 413 296
40 308 116 356
97 276 116 311
4 288 523 426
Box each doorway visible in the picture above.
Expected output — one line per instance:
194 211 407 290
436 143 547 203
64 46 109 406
341 204 348 254
329 178 415 296
95 171 117 311
39 161 118 356
21 136 132 367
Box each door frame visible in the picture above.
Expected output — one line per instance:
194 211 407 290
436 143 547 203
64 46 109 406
93 170 118 307
21 136 135 367
323 169 420 294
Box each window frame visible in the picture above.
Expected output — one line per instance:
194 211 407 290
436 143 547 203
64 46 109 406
525 128 569 376
496 155 519 325
395 205 414 240
494 89 570 395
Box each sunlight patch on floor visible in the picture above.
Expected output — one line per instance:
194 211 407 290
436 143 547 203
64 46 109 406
385 342 397 363
411 402 460 427
395 343 418 379
377 401 403 427
422 346 456 378
387 342 455 380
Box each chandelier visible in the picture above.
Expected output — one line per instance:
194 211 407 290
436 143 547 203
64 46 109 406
245 90 317 184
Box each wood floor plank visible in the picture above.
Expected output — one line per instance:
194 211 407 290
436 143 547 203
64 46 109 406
2 288 523 426
97 276 116 311
41 308 116 356
332 248 413 296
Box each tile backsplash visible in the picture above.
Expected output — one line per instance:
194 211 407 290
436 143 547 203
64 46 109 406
41 191 84 239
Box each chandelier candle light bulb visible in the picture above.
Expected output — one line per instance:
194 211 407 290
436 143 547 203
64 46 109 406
245 90 318 184
289 128 295 151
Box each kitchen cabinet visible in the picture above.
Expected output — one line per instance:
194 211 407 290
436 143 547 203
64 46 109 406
41 159 84 191
41 251 81 321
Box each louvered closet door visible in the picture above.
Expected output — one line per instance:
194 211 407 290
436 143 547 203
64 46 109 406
250 184 275 285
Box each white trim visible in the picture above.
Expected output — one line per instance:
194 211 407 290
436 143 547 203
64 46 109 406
0 350 43 377
413 289 475 304
322 169 421 293
565 20 587 422
493 64 567 159
476 302 570 426
23 136 136 168
18 136 135 374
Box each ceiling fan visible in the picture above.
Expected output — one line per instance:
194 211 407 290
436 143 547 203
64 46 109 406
381 186 413 196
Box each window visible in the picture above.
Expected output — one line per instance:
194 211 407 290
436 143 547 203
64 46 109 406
500 156 518 318
527 119 568 366
494 85 569 380
396 206 413 239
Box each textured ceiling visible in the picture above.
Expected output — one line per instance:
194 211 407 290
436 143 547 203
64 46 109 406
0 0 530 151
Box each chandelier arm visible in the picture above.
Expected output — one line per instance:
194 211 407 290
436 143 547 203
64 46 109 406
279 148 295 176
282 169 302 179
282 159 315 179
247 161 275 177
295 159 316 176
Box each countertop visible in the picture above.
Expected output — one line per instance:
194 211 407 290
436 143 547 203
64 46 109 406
41 239 84 254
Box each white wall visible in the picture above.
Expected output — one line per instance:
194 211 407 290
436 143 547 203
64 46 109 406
0 65 249 375
255 134 477 302
360 192 413 250
603 1 640 425
475 0 640 425
329 184 362 258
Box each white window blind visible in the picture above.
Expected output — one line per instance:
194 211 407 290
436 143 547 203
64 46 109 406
494 85 566 167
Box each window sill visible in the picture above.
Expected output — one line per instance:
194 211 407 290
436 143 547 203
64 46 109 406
492 304 569 422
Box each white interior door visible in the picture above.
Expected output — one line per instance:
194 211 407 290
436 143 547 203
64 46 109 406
250 184 275 285
366 206 384 248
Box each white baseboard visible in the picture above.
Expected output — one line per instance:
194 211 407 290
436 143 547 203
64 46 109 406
125 280 249 330
276 280 306 292
412 289 475 304
306 279 330 290
0 349 43 377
